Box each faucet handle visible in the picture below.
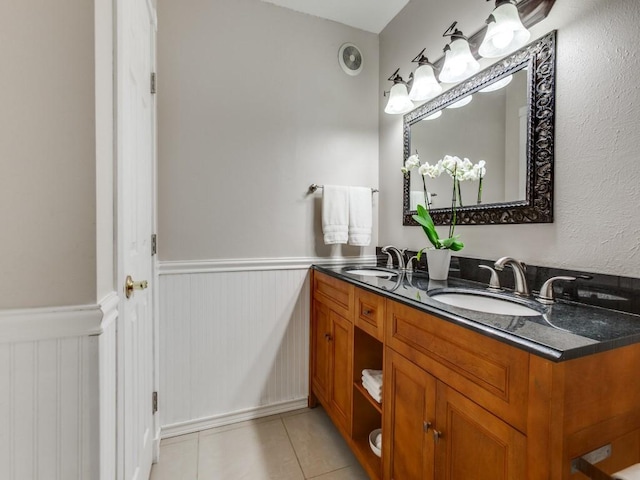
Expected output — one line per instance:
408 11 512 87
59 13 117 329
382 250 394 269
406 255 419 273
537 276 577 304
479 265 501 292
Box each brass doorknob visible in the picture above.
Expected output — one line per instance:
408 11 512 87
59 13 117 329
125 275 148 299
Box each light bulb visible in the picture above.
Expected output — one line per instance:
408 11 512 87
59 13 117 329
385 83 414 114
479 2 530 58
423 111 443 121
492 29 514 49
479 75 513 93
439 37 480 84
409 64 442 102
446 95 473 109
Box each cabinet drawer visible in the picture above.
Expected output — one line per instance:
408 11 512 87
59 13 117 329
313 271 354 320
354 288 385 340
386 299 529 432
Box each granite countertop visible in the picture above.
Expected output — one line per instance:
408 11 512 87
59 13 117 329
313 264 640 362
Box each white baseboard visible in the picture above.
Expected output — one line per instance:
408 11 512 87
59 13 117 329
160 398 309 439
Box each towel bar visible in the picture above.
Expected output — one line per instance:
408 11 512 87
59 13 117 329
308 183 379 194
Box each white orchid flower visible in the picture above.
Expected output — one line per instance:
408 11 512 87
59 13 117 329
419 162 442 178
476 160 486 177
406 154 421 169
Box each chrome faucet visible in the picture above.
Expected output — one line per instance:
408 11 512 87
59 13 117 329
381 245 406 271
494 257 529 296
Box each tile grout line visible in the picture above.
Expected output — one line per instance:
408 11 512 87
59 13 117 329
280 413 308 479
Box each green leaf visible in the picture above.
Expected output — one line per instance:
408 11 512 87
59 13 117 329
413 205 441 249
440 236 464 252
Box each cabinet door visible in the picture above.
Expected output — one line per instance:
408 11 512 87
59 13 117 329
434 382 526 480
311 300 331 404
329 310 353 432
384 349 436 480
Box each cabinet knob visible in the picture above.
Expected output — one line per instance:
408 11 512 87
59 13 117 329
433 430 443 443
423 421 432 432
363 309 373 316
324 333 333 341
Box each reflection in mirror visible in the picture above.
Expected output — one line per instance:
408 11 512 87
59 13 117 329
408 69 528 210
403 31 556 226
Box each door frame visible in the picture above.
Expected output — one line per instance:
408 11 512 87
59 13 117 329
113 0 159 477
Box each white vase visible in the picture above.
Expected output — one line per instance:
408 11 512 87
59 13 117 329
426 249 452 281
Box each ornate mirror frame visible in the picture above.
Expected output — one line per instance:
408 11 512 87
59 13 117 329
403 30 556 226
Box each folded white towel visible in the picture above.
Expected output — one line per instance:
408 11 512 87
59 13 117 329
363 383 382 403
322 185 349 245
613 463 640 480
362 369 383 384
348 186 372 246
362 377 382 395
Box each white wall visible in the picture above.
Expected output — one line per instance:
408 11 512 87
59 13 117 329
158 265 310 436
0 1 118 478
0 0 98 309
157 0 380 261
379 0 640 277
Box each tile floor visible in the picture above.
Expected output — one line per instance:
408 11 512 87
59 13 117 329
150 407 370 480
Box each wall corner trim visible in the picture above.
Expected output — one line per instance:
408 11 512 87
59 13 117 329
0 291 120 343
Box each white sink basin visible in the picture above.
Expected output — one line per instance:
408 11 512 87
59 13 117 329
342 267 398 278
430 291 541 317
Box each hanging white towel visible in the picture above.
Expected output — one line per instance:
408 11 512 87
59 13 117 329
348 186 372 246
322 185 349 245
410 190 431 210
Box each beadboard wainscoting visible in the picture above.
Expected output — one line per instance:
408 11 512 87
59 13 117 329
0 294 118 480
158 256 374 438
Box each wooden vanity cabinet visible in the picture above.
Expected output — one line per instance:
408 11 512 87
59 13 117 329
384 348 526 480
310 270 640 480
311 272 354 433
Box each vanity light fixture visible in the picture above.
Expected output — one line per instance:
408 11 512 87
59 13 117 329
439 22 480 84
423 111 443 121
408 49 443 102
479 74 513 92
384 68 415 115
479 0 531 58
446 95 473 109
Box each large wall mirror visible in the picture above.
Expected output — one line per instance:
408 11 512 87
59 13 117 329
403 31 556 226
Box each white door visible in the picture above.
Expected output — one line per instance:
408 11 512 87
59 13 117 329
116 0 156 479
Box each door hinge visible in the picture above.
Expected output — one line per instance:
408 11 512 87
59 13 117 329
152 391 158 414
151 72 157 94
151 234 157 256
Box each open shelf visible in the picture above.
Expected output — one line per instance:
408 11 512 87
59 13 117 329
352 434 382 479
354 381 382 414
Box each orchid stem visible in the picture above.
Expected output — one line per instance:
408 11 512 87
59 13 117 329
421 175 430 211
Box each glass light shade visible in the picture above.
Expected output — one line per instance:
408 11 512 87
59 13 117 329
439 37 480 83
423 111 443 121
479 74 513 92
479 2 531 58
384 83 414 114
446 95 473 109
409 64 443 102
